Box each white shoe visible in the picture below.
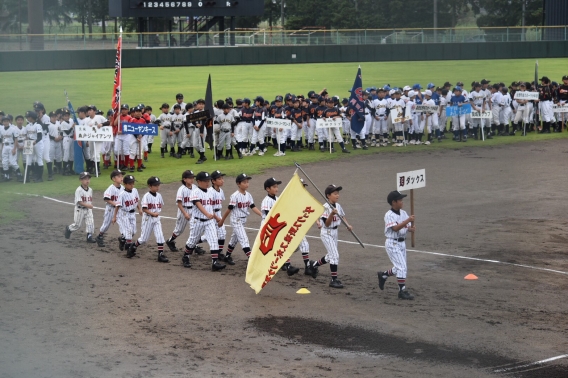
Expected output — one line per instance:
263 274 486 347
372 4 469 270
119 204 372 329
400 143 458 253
254 147 259 151
262 148 267 153
382 143 388 147
258 151 264 156
409 140 416 145
424 141 431 145
415 140 422 145
273 151 284 157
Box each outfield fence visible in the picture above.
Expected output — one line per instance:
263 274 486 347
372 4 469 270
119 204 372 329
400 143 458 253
1 26 567 51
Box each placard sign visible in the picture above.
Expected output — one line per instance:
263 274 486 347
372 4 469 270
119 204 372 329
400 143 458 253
23 140 34 155
75 126 114 141
121 122 159 136
397 169 426 191
514 91 539 100
415 105 439 114
552 104 568 113
446 103 472 117
471 110 492 119
391 106 412 123
316 118 343 128
186 109 211 123
265 118 292 129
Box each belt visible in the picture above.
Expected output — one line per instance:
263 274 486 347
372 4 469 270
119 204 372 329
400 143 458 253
128 209 135 213
214 209 221 212
325 226 338 230
163 126 171 129
4 143 14 146
196 218 210 222
221 129 231 132
184 206 193 209
390 237 406 242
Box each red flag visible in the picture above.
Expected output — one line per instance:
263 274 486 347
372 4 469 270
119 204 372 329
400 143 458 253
110 31 122 134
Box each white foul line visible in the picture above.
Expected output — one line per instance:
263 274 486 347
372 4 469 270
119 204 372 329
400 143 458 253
15 193 568 277
492 353 568 373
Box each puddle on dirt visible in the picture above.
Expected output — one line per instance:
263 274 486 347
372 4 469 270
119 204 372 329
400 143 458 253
250 316 567 377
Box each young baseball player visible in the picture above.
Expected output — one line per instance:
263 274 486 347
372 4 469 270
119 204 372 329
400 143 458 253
64 172 96 243
322 98 350 153
308 185 353 289
113 174 142 254
171 104 184 158
450 87 468 142
48 111 63 178
1 116 22 182
127 176 169 262
219 173 262 264
95 169 124 247
14 115 26 170
182 171 223 270
166 170 195 252
261 177 313 276
378 191 416 300
24 110 44 182
249 96 268 156
216 104 238 160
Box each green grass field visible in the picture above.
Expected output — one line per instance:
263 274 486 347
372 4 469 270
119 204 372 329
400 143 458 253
1 58 567 223
1 58 565 115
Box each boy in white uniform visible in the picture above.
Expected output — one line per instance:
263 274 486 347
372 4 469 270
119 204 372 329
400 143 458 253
0 116 22 181
64 172 96 243
469 82 485 140
421 90 439 144
48 111 63 178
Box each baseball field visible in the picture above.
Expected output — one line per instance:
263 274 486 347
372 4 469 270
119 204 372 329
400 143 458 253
1 59 568 377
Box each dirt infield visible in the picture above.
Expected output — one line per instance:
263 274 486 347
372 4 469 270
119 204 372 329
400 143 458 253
2 140 568 378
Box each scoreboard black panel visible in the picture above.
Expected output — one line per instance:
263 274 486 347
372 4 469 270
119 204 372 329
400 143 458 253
109 0 264 17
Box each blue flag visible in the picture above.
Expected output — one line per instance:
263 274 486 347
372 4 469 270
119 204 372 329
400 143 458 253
349 67 365 134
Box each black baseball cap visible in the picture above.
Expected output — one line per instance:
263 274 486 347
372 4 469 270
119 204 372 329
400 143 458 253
443 81 452 87
110 169 123 179
387 190 407 204
182 170 195 179
196 171 210 181
325 184 342 196
161 103 170 109
123 175 136 184
539 76 550 83
79 172 92 180
264 177 282 189
196 99 205 104
480 79 491 84
173 104 181 110
211 170 226 180
86 104 97 111
147 176 161 186
176 93 184 99
236 173 252 183
562 75 568 81
275 95 283 102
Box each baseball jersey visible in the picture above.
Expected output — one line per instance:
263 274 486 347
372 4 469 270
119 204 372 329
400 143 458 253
141 191 164 214
228 190 255 218
83 115 107 129
74 185 93 207
60 119 74 137
216 112 237 132
16 126 26 144
373 98 388 116
211 187 225 211
117 188 140 212
323 106 341 119
501 93 512 107
253 106 267 126
240 107 254 123
384 208 411 239
321 203 345 229
48 121 61 140
1 125 20 145
158 112 172 128
469 90 485 108
103 184 124 206
25 121 42 141
422 98 436 110
176 184 195 209
450 95 467 106
171 113 184 130
491 92 503 107
260 194 277 221
191 186 216 218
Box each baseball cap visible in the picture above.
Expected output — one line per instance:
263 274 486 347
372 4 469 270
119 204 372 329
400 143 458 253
110 169 123 179
211 170 226 180
443 81 452 87
403 85 411 91
539 76 550 83
264 177 282 189
176 93 184 99
412 83 423 90
123 175 136 184
182 170 195 179
362 90 370 96
387 190 407 204
562 75 568 81
473 82 481 88
427 82 435 89
185 103 194 111
121 104 129 110
173 104 181 110
236 173 252 183
408 90 416 97
453 86 462 92
456 81 464 86
161 103 170 109
255 96 265 103
79 172 92 180
424 90 432 96
48 111 56 117
196 171 210 181
25 110 37 120
1 116 10 123
342 98 349 104
86 104 97 111
480 79 491 84
325 184 342 196
275 95 283 102
147 176 161 186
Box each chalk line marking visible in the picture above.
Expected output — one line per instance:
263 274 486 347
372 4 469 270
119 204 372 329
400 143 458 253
14 193 568 277
492 353 568 373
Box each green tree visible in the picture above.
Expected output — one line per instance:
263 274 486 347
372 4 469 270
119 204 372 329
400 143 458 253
469 0 543 27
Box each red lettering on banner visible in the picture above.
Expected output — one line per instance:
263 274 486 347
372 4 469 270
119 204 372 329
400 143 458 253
259 214 287 255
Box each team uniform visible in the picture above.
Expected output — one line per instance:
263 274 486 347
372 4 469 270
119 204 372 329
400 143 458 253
60 116 75 174
216 111 237 158
249 104 268 155
450 92 468 141
116 187 140 250
372 96 389 146
1 123 22 181
469 89 485 139
171 111 184 157
166 182 196 250
65 183 95 240
97 181 124 245
24 118 44 181
388 96 406 146
225 190 257 258
48 119 63 176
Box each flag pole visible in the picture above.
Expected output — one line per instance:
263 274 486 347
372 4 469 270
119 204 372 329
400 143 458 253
294 161 365 248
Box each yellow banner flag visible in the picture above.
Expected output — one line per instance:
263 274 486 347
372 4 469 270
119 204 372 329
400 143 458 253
245 172 324 294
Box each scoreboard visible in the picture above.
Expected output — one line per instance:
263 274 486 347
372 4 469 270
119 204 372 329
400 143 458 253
109 0 264 17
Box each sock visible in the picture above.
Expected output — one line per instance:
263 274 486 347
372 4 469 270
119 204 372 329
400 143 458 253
383 269 394 278
302 252 310 266
158 243 164 255
227 244 235 256
243 247 251 257
211 249 219 263
184 245 194 255
279 143 286 152
319 142 324 149
330 264 338 279
313 256 327 267
169 233 178 241
218 239 225 253
398 278 406 291
47 162 53 176
144 151 148 159
137 159 142 168
98 232 104 238
87 233 92 239
339 142 346 150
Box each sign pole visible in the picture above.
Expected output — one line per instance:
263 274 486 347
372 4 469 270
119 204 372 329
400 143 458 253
410 189 415 247
23 162 28 184
94 142 99 178
214 132 217 161
328 127 332 153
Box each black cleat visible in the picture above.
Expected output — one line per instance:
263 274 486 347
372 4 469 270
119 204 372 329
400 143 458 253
126 245 137 258
166 240 178 252
308 261 319 279
194 245 206 255
212 261 226 271
223 255 235 265
378 272 386 290
64 226 71 239
118 237 126 251
158 253 169 263
398 290 414 300
86 235 97 244
182 254 192 268
329 279 344 288
342 148 350 153
304 265 313 276
96 235 105 247
286 264 300 276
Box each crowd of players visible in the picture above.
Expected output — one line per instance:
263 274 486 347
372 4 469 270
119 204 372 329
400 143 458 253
1 75 567 183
